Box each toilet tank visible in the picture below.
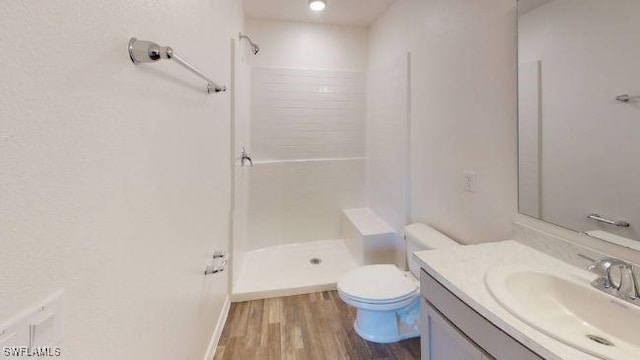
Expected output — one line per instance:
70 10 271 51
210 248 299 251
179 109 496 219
405 223 459 277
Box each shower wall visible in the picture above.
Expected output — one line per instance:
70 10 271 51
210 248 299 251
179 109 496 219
248 67 366 250
238 19 369 253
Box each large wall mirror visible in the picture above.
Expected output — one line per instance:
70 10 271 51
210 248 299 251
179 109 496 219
518 0 640 247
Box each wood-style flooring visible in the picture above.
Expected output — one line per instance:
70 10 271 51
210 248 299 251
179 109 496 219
213 291 420 360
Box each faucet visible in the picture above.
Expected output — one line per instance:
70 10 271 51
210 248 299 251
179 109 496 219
238 147 253 167
588 257 640 302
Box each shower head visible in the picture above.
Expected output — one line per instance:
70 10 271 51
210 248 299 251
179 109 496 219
250 43 260 55
239 33 260 55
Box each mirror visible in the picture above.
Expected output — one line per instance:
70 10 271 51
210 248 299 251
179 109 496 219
517 0 640 247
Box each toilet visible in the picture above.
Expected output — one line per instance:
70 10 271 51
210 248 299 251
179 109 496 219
337 223 459 343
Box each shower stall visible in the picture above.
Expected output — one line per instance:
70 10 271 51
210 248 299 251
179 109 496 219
231 66 366 300
230 26 410 301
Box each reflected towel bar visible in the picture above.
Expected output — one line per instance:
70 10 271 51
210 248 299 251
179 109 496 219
128 37 226 94
615 94 640 103
587 213 630 228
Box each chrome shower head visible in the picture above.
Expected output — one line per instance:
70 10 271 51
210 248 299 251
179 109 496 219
239 33 260 55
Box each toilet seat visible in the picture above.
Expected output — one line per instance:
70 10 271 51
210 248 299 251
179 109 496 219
337 264 418 305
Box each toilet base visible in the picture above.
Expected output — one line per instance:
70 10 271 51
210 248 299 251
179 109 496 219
352 297 421 343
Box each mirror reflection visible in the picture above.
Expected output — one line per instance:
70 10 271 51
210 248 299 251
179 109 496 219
518 0 640 245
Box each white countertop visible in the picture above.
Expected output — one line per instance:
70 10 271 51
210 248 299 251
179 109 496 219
413 240 600 360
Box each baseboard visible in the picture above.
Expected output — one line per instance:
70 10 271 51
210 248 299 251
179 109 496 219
203 295 231 360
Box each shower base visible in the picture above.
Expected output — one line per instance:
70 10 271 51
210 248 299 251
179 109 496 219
232 239 358 302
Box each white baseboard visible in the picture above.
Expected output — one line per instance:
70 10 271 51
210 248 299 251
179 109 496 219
203 295 231 360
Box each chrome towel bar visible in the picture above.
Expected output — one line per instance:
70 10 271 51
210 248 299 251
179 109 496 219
128 37 226 94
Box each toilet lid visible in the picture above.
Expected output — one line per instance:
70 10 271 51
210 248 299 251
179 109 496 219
338 264 418 303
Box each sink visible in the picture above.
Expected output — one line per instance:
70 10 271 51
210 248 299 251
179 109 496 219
485 266 640 360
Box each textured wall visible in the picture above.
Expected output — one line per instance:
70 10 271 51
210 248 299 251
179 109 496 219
369 0 519 244
0 1 244 359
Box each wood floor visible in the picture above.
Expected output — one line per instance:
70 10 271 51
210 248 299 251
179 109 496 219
213 291 420 360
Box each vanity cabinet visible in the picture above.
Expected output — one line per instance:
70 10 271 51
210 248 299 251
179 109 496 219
420 270 543 360
421 298 494 360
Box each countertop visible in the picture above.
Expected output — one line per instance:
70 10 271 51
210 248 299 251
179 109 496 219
413 240 600 360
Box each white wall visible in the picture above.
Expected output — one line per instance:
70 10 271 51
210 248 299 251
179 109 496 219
518 61 542 218
247 66 366 250
366 54 411 268
245 19 369 70
369 0 519 244
230 34 253 296
0 1 245 359
519 0 640 241
366 54 410 233
247 159 366 250
235 20 369 252
251 67 366 161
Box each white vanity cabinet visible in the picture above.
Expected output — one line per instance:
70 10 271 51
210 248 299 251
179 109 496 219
421 298 494 360
420 270 543 360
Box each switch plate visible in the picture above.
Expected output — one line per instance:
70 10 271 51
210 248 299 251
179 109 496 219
463 171 477 192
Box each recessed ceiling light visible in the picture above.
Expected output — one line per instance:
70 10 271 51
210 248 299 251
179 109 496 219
309 0 326 12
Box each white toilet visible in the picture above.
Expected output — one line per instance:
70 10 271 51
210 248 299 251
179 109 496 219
337 223 459 343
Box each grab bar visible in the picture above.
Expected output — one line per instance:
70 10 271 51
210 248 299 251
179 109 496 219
587 213 630 228
128 37 226 94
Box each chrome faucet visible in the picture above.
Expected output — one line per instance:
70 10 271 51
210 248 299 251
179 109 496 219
238 147 253 167
588 257 640 304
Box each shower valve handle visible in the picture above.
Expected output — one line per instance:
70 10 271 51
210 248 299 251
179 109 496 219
239 147 253 167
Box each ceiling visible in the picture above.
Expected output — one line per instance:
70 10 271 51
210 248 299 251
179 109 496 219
242 0 396 27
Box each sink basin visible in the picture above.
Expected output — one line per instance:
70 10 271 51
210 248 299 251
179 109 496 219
485 266 640 360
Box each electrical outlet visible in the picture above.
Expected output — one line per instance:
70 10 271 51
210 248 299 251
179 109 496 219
463 171 477 192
